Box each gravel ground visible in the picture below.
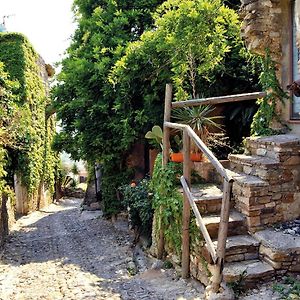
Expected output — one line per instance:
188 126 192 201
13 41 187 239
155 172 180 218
0 198 204 300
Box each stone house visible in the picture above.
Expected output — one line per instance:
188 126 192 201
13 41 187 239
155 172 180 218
241 0 300 130
152 1 300 293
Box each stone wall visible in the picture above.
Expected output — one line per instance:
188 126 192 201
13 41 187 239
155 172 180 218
0 194 15 248
231 134 300 232
240 0 283 65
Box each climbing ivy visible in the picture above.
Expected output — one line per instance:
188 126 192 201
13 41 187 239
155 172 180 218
251 50 289 136
151 154 204 259
0 33 57 196
151 154 183 256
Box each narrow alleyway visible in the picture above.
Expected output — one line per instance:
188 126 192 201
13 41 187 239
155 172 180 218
0 198 203 300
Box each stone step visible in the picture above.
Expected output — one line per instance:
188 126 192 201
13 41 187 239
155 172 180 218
245 134 300 163
180 183 227 214
203 234 260 264
223 259 274 287
191 184 223 214
226 169 269 188
202 210 247 239
229 154 279 182
255 228 300 272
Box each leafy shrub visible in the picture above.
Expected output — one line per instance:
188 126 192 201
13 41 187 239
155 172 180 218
120 178 153 239
151 154 183 256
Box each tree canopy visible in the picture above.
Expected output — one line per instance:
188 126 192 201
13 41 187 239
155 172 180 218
53 0 260 215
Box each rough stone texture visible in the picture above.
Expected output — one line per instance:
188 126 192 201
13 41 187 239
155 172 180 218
202 210 247 239
230 135 300 232
255 228 300 273
0 194 15 249
0 198 204 300
240 0 283 65
192 160 230 185
179 183 224 214
203 235 259 264
223 260 274 285
82 181 97 206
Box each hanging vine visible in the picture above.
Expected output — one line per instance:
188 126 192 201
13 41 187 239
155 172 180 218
0 33 57 196
251 49 289 136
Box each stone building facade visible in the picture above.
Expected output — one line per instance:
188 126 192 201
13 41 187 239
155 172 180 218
241 0 300 133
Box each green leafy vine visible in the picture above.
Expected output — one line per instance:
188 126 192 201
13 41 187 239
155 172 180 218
251 49 289 136
151 154 183 256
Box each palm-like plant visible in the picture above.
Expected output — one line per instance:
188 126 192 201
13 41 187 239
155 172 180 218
172 105 223 151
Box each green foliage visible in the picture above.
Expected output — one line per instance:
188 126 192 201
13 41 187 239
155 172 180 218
71 163 79 175
120 178 153 237
54 0 260 215
0 33 57 196
227 269 247 297
273 276 300 300
101 159 133 217
251 50 289 136
172 105 223 143
151 154 183 256
145 125 163 150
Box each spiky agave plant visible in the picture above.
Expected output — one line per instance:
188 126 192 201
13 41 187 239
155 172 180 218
172 105 223 150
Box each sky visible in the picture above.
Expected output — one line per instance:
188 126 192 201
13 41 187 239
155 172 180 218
1 0 76 66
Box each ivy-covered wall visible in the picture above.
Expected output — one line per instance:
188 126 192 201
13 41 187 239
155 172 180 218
0 33 57 214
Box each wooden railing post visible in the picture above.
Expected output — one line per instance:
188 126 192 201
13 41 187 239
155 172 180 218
182 129 191 278
210 179 233 292
162 83 173 166
157 83 173 260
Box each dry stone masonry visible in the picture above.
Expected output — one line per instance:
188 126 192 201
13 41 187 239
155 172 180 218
240 0 283 65
153 134 300 289
230 134 300 232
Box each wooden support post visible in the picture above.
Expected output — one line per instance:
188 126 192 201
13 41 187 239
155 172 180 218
158 83 173 260
162 83 173 166
182 129 191 278
210 179 233 292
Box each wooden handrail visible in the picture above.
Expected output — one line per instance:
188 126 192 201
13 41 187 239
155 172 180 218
171 91 266 108
180 176 217 263
164 122 233 182
162 87 259 294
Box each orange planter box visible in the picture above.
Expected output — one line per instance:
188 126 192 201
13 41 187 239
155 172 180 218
170 152 202 162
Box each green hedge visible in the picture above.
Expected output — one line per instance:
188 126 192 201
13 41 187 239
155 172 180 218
0 33 57 195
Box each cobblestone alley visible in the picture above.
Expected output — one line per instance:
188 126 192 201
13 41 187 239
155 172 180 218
0 198 204 300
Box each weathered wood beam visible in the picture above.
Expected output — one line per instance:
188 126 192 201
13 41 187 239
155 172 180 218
210 180 233 293
181 130 191 278
164 122 233 182
158 83 173 260
171 92 266 108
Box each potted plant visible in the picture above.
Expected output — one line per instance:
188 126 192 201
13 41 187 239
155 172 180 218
170 134 203 162
171 105 223 162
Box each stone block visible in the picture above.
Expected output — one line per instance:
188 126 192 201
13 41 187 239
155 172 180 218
260 244 288 262
282 193 294 203
262 256 282 269
283 156 300 166
272 193 282 200
289 264 300 272
257 148 267 156
261 207 275 214
257 196 272 204
226 254 245 263
247 216 261 227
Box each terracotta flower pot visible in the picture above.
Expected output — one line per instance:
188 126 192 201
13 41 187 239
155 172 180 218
190 152 203 162
170 152 202 162
170 152 184 162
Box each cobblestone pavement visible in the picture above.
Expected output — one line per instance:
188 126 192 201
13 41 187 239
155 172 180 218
0 198 204 300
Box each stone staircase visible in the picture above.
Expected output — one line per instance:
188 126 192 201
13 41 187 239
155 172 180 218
191 134 300 287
